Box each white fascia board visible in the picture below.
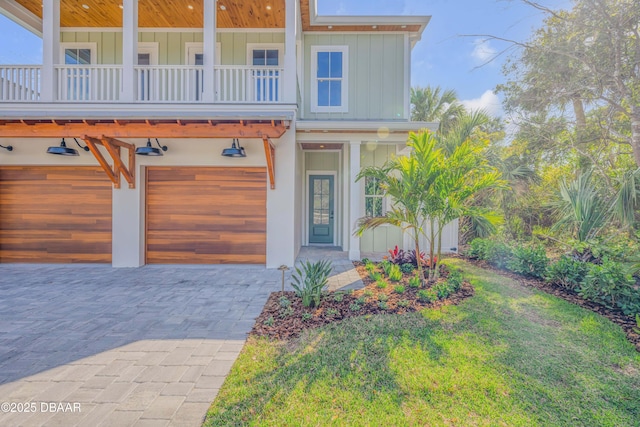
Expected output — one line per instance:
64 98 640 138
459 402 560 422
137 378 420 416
0 0 43 36
296 120 438 133
308 0 430 42
0 103 296 121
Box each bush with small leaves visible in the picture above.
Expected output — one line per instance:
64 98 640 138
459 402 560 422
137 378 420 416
376 279 388 289
400 263 415 274
381 260 393 276
417 289 435 303
365 262 377 273
394 285 405 294
408 275 421 289
326 308 339 317
356 296 367 305
433 283 452 300
378 293 388 302
349 302 362 312
378 301 388 310
302 312 313 322
279 306 294 319
263 316 274 326
397 299 410 308
278 296 291 308
333 292 344 302
361 258 371 264
507 244 549 279
363 289 374 298
546 255 589 291
581 260 640 315
388 264 403 282
446 271 463 292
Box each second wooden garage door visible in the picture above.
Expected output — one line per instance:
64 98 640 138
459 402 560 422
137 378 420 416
146 167 267 264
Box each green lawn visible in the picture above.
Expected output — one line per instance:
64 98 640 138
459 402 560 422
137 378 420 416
204 260 640 426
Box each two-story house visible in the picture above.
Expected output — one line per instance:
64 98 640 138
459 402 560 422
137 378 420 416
0 0 457 268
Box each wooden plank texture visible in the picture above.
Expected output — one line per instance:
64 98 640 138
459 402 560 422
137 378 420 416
146 166 266 264
0 166 112 263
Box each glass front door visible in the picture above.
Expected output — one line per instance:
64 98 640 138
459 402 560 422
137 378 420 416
309 175 334 244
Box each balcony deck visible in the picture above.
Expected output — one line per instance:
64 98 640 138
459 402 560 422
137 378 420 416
0 65 286 104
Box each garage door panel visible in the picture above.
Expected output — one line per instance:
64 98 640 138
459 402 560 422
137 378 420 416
146 167 266 264
0 166 112 263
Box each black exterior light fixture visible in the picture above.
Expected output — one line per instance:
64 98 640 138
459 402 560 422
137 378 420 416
0 144 13 152
46 138 89 156
221 138 246 157
136 138 168 156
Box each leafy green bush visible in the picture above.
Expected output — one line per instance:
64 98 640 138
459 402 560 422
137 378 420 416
291 259 332 308
397 299 410 308
278 296 291 308
506 245 549 279
466 238 491 259
580 260 640 316
388 264 403 282
417 289 437 303
349 302 362 312
264 316 274 326
408 275 421 289
365 262 377 273
363 290 374 298
378 293 389 302
400 263 415 274
394 285 405 294
381 260 393 277
378 301 388 310
369 271 382 281
467 238 514 269
326 308 339 317
546 255 589 291
302 312 313 322
376 279 388 289
446 270 463 292
361 258 371 264
333 292 344 302
432 283 453 300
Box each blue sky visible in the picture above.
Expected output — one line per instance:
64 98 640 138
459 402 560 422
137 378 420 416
0 0 567 117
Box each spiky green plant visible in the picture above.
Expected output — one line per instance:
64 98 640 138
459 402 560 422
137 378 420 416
290 259 332 308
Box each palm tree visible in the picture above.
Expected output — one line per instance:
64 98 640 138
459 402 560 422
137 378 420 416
410 86 465 133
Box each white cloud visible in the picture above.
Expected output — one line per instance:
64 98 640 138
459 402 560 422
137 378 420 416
461 90 502 117
471 39 497 65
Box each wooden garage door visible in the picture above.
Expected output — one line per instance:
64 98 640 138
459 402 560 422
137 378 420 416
146 167 267 264
0 166 112 263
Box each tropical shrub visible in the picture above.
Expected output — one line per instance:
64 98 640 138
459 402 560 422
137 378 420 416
408 275 421 289
417 289 438 303
291 259 332 308
381 260 393 277
388 246 410 264
446 270 463 292
407 250 429 267
364 261 377 273
466 238 491 259
432 282 453 299
546 255 589 291
580 260 640 316
369 271 382 281
400 263 415 274
506 244 549 279
376 279 388 289
394 285 406 294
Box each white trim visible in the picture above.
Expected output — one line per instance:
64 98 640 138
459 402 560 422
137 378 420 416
185 42 220 66
58 27 286 33
246 43 284 67
305 170 339 247
59 42 97 65
310 45 348 113
137 42 158 65
349 141 362 260
297 120 437 133
0 0 42 36
304 31 411 36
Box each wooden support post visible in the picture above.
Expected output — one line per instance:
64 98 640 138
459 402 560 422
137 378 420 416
263 136 276 190
101 137 135 189
84 136 120 188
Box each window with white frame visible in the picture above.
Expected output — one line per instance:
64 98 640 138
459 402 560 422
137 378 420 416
365 176 384 217
311 46 348 113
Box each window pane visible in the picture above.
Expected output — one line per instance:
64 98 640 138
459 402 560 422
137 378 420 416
65 49 78 65
329 81 342 106
266 49 279 66
194 53 204 66
318 80 330 106
317 52 329 78
78 49 91 65
138 53 150 65
253 50 266 66
330 52 342 78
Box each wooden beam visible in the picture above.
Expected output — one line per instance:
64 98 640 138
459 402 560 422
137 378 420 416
0 121 288 138
83 136 120 188
263 136 276 190
100 137 135 189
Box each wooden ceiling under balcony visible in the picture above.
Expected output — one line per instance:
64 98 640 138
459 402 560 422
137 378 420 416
14 0 285 28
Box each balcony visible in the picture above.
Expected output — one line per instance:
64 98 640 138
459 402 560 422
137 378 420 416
0 65 286 104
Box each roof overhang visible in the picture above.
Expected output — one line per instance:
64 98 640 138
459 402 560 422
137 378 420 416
296 120 437 134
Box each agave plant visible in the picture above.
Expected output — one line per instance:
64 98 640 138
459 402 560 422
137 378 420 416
290 259 332 308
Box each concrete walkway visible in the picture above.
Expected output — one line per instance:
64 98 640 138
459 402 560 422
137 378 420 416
0 265 281 427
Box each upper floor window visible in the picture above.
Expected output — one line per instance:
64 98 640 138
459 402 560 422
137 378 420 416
311 46 348 113
60 43 96 65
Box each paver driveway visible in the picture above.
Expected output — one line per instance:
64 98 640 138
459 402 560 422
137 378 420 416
0 264 282 426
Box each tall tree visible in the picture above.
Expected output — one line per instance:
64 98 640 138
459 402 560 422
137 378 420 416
410 86 465 133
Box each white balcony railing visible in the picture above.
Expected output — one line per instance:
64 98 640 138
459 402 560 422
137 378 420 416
0 65 285 104
0 66 41 101
55 65 122 102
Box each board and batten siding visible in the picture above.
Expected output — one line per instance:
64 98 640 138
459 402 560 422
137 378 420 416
60 31 284 65
359 143 403 253
303 34 406 121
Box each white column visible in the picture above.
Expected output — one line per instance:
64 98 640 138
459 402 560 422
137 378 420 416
41 0 60 102
283 0 297 104
202 0 217 103
112 164 144 267
121 0 138 102
348 141 362 260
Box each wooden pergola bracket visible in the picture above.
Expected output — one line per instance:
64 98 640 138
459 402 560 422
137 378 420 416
263 136 276 190
83 135 136 189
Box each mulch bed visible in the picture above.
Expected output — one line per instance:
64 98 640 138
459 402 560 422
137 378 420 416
464 256 640 352
251 263 474 340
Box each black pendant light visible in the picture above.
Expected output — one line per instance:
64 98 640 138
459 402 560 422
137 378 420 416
136 138 168 156
0 144 12 152
46 138 89 156
221 138 246 157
